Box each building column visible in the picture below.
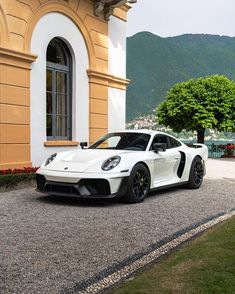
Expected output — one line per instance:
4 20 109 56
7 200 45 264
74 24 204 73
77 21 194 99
0 47 36 169
87 69 129 144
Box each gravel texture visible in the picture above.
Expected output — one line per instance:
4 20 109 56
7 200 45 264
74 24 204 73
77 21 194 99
1 159 235 294
75 210 235 294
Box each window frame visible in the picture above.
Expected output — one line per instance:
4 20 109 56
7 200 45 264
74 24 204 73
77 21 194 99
46 38 72 141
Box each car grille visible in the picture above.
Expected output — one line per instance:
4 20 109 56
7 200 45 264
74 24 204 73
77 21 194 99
36 174 111 197
36 174 46 190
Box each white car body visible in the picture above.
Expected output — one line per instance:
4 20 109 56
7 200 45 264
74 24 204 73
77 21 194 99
36 130 208 203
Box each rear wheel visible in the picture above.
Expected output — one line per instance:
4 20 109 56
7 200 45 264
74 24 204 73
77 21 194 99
187 157 204 189
125 163 150 203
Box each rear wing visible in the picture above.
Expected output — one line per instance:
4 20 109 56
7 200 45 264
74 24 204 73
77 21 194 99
186 143 204 148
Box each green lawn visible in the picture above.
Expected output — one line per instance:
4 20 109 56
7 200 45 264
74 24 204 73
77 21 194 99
112 216 235 294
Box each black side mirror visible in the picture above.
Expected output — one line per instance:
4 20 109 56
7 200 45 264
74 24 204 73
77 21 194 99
153 143 166 152
80 142 88 149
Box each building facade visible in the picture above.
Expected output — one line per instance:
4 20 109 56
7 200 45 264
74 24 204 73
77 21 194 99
0 0 131 169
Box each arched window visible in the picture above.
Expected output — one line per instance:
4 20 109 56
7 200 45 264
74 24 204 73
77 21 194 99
46 38 72 140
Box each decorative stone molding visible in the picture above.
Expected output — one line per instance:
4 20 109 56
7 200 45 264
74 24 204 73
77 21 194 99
0 47 37 64
87 69 130 90
44 141 79 147
0 5 9 46
24 2 96 68
94 0 136 20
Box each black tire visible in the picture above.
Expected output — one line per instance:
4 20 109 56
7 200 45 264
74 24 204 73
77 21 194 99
187 157 204 189
125 163 150 203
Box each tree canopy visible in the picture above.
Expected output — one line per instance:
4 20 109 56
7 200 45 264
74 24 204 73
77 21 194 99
157 75 235 143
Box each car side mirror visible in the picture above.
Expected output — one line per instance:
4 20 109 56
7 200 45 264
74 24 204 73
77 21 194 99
80 142 88 149
153 143 166 152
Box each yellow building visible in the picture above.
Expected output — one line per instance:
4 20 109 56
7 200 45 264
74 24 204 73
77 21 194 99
0 0 132 170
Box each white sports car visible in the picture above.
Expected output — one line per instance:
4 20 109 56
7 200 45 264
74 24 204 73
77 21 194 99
36 130 208 203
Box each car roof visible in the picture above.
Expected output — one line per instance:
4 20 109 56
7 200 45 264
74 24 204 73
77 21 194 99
112 129 169 136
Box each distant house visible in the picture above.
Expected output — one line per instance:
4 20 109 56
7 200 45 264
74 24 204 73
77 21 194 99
0 0 133 169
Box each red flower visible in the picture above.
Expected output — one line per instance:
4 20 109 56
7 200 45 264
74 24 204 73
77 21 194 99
1 170 8 175
219 144 235 150
0 166 40 176
226 144 235 150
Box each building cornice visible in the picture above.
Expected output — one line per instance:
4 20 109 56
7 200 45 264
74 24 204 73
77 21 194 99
87 69 130 90
94 0 136 20
0 47 37 63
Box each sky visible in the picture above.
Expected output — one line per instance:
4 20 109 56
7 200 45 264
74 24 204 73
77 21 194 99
127 0 235 37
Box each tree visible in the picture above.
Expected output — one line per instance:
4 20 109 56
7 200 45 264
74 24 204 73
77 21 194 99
157 75 235 143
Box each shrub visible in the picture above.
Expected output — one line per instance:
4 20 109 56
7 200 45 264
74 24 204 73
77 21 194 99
0 167 39 187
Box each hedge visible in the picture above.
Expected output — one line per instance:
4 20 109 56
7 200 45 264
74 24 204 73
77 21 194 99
0 173 36 187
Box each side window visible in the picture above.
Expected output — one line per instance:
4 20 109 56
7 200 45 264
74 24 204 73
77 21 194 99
168 137 182 149
151 135 169 149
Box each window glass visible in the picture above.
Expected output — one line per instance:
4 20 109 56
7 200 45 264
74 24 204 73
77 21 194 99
108 136 121 148
46 70 52 91
90 133 150 151
46 93 52 114
46 38 71 140
56 72 67 94
47 40 67 65
151 135 168 149
56 116 67 137
168 137 182 148
46 115 52 137
56 94 67 115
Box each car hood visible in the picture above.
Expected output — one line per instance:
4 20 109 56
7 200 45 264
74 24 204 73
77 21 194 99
45 149 130 173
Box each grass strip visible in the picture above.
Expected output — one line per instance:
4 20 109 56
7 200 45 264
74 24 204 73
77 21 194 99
112 216 235 294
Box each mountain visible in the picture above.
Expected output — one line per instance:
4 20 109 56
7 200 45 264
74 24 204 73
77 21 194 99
126 32 235 121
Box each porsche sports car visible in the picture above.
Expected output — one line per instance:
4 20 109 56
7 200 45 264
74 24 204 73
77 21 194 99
36 130 208 203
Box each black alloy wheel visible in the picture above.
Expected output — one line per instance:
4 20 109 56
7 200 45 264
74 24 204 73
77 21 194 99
187 157 204 189
125 163 150 203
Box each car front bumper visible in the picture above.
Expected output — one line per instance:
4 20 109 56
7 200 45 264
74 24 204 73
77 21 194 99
36 172 129 198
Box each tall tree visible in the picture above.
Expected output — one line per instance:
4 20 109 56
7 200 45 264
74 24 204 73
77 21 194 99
157 75 235 143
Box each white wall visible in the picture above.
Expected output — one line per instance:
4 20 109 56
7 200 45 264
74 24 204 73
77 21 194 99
108 16 127 131
108 16 126 78
30 13 89 166
108 87 126 132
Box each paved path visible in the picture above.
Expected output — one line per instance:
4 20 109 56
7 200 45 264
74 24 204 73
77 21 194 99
0 159 235 294
205 158 235 180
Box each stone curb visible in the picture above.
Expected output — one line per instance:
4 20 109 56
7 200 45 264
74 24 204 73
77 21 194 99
60 209 235 294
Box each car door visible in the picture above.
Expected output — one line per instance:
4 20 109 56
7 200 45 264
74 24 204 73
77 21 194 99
150 135 181 186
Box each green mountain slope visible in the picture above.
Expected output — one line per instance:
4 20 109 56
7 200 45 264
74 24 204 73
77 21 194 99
126 32 235 121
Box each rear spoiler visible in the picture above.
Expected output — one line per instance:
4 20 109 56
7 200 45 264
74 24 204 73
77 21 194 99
186 143 206 148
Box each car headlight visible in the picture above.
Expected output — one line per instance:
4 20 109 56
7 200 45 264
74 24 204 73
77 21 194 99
102 156 121 171
45 153 57 166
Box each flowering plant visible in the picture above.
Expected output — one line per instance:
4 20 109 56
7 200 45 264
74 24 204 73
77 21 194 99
0 167 39 176
219 144 235 157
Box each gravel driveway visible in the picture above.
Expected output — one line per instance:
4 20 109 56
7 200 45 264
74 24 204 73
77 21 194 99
1 159 235 294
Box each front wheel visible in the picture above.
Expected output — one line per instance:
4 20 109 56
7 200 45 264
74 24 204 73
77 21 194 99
187 157 204 189
125 163 150 203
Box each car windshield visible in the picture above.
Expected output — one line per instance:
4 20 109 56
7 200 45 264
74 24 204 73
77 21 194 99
89 132 150 151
